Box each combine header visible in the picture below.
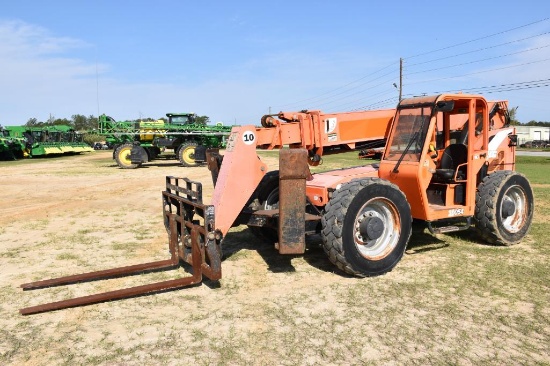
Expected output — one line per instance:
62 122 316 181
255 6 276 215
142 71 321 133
20 96 533 315
4 125 92 157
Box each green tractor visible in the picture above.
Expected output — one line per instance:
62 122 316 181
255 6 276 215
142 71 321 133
98 113 232 169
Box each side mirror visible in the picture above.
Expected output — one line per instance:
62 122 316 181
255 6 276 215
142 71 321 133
508 134 518 147
435 101 455 112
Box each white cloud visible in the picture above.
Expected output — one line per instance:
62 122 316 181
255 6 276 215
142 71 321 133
0 20 88 56
0 20 108 123
0 19 287 124
0 19 379 125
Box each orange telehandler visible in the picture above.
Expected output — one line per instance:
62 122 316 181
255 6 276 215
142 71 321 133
20 94 534 314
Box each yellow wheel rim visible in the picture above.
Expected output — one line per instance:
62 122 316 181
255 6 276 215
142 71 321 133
118 147 133 167
181 147 195 165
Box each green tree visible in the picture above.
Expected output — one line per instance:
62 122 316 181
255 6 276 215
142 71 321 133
87 115 98 130
52 118 73 126
508 107 519 125
83 132 103 146
70 114 98 131
72 114 88 130
525 120 550 126
25 118 39 126
195 115 210 125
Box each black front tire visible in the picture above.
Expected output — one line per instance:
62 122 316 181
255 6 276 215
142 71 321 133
474 171 534 245
114 143 140 169
321 178 412 277
247 171 280 243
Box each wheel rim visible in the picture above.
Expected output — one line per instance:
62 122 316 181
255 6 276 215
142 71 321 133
263 189 279 209
181 147 195 165
353 197 401 260
118 147 132 167
500 185 528 233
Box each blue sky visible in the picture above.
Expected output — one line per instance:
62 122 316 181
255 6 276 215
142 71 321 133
1 1 549 126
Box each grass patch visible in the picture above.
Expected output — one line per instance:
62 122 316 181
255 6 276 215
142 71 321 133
111 241 142 251
55 253 80 261
515 156 550 184
22 219 50 230
130 227 154 241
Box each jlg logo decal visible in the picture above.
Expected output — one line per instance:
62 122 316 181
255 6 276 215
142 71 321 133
325 118 337 133
448 208 464 217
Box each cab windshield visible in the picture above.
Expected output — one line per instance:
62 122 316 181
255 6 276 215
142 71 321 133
170 115 194 124
384 104 433 162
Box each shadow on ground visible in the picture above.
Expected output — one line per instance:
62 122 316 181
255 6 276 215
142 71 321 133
221 222 453 278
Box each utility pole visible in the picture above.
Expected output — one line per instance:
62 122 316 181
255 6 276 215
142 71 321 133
394 58 403 101
399 57 403 101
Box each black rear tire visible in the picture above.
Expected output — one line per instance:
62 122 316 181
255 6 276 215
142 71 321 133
474 171 534 245
321 178 412 277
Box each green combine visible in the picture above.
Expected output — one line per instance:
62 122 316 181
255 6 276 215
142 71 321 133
4 125 93 158
98 113 232 169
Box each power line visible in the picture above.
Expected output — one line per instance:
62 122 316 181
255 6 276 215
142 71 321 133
404 57 550 87
350 96 400 111
405 44 550 75
294 68 398 110
313 76 397 109
434 79 550 95
406 17 549 59
324 88 397 112
271 60 398 110
406 31 550 68
272 18 550 114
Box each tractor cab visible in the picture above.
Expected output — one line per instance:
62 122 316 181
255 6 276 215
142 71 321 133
166 113 196 125
379 94 516 228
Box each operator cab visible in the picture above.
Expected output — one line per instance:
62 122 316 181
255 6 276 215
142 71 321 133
166 113 196 125
379 94 493 224
427 99 483 209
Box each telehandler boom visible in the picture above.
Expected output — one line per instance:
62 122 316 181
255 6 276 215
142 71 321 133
20 95 534 315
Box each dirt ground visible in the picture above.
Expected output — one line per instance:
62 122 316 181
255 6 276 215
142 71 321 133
1 151 548 365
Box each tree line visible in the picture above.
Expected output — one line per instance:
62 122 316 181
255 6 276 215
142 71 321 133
24 114 212 131
490 107 550 126
25 115 99 131
22 111 549 130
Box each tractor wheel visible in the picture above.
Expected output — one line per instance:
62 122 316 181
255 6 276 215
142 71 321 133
114 143 140 169
321 178 412 277
474 171 534 245
247 171 280 243
178 142 199 167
